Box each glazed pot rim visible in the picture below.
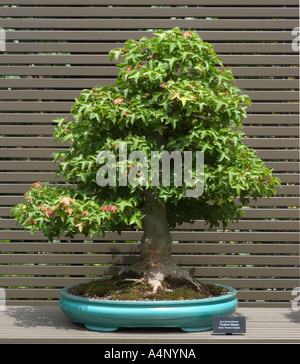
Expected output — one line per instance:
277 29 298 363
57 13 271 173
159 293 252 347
60 282 237 306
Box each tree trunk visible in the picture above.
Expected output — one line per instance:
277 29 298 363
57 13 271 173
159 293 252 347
121 189 208 294
140 189 173 269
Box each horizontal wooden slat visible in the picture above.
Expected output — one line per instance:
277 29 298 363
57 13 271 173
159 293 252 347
243 139 299 148
0 54 298 65
0 173 297 184
1 67 299 79
1 19 298 30
0 184 295 197
0 137 299 148
0 230 299 241
236 291 293 301
0 102 298 113
255 150 299 159
1 149 299 160
0 114 298 125
231 68 299 77
0 91 298 102
0 137 67 146
2 6 298 17
1 126 298 137
4 43 297 54
0 242 298 254
243 128 299 137
0 265 297 277
1 253 297 266
0 0 298 5
0 277 297 291
0 254 298 267
2 7 298 18
1 218 299 230
0 148 298 160
0 191 299 204
1 136 299 148
0 161 298 174
2 276 296 289
0 149 67 158
0 173 66 182
1 208 299 219
0 79 297 89
5 30 297 42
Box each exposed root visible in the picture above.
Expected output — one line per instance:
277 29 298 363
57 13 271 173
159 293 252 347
119 261 213 297
124 277 146 285
147 272 164 293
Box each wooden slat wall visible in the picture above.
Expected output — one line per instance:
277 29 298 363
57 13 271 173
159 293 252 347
0 0 299 306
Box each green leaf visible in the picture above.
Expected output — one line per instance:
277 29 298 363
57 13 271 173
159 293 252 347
215 100 225 112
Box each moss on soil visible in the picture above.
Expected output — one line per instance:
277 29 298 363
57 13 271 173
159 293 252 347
68 273 227 301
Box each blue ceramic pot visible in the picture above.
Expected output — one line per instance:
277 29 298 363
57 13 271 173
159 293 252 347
60 283 237 332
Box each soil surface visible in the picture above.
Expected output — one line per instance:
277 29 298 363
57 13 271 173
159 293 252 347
68 273 227 301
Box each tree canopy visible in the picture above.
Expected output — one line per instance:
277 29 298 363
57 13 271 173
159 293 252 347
12 28 279 241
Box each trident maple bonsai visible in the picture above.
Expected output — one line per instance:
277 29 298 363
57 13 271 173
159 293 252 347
12 28 279 298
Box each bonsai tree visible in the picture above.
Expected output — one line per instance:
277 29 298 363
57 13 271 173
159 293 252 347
12 28 279 297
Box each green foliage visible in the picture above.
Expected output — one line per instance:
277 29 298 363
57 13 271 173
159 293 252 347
11 182 142 241
11 28 280 240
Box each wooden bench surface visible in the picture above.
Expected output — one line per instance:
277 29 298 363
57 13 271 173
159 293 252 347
0 306 299 344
